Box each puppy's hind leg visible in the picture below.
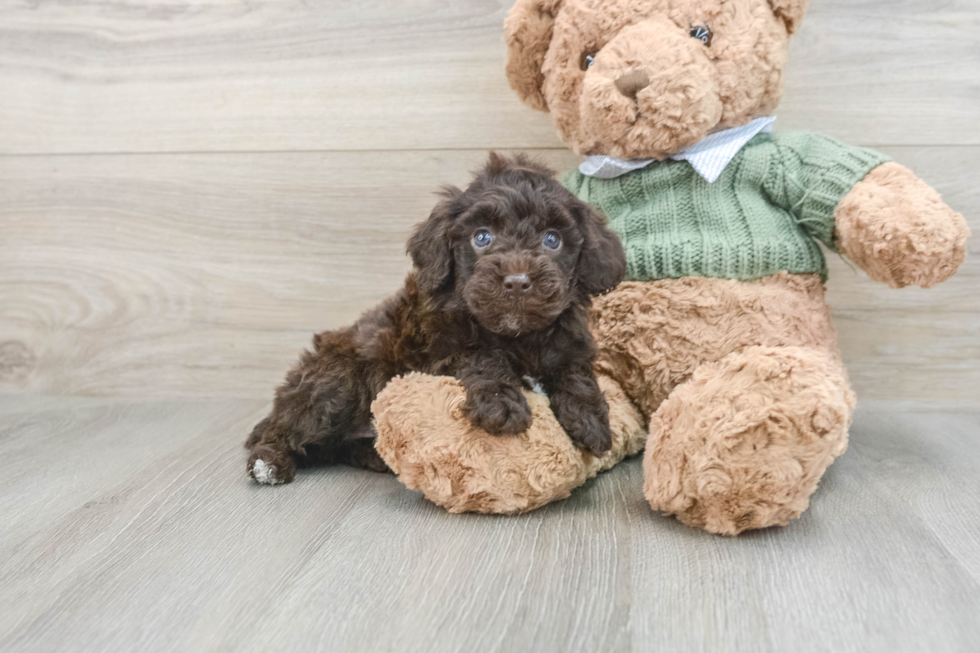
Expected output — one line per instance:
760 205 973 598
337 423 391 474
246 417 304 486
246 330 372 485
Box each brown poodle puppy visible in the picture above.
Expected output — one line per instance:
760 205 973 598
245 153 627 484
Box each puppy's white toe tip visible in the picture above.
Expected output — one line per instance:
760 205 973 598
251 458 283 485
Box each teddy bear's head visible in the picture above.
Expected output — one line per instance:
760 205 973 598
505 0 809 160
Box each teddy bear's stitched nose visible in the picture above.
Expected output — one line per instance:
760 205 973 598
615 69 650 98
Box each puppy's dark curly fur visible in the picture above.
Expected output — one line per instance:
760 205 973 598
246 153 627 483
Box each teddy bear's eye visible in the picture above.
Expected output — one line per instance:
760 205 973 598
580 49 598 71
691 25 713 46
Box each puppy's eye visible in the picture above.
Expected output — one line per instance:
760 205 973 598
580 49 598 71
691 25 713 46
472 229 493 249
542 231 562 250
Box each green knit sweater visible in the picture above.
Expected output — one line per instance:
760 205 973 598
561 131 890 282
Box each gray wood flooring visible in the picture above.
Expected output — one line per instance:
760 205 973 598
1 397 978 653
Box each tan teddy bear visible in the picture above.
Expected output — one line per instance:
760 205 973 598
372 0 969 534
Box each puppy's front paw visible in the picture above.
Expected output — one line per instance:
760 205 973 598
464 384 533 435
247 446 296 485
568 416 613 456
551 394 613 456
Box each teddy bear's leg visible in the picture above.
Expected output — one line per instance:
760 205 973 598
643 345 855 536
372 372 646 514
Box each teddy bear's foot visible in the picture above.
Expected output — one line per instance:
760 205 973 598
643 346 855 536
372 372 646 514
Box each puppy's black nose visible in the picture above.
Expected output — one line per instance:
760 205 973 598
503 273 532 294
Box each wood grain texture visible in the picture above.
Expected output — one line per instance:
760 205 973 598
0 397 977 652
1 147 976 401
0 0 977 155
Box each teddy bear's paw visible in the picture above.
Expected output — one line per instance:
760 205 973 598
247 446 296 486
836 162 970 289
643 346 853 536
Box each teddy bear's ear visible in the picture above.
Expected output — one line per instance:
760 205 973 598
504 0 565 112
768 0 811 34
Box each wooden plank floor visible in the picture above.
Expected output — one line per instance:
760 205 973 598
0 397 978 653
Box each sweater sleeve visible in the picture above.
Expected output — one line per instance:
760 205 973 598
762 131 891 251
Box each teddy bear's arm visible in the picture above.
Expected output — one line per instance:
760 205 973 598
834 162 970 289
764 132 968 288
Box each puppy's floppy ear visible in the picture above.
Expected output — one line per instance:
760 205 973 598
768 0 810 34
407 187 462 295
573 202 626 296
504 0 564 112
